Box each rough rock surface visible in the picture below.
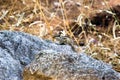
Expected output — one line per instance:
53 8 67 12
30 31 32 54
0 30 120 80
0 30 76 80
23 49 120 80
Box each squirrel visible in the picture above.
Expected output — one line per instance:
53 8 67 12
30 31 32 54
53 31 82 53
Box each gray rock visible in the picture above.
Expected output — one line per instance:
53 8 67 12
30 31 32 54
23 49 120 80
0 30 119 80
0 30 76 80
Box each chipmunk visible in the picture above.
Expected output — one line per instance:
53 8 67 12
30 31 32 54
53 31 82 53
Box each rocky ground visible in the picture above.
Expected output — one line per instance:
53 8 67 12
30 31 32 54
0 30 119 80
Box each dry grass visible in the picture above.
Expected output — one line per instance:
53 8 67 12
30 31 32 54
0 0 120 72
